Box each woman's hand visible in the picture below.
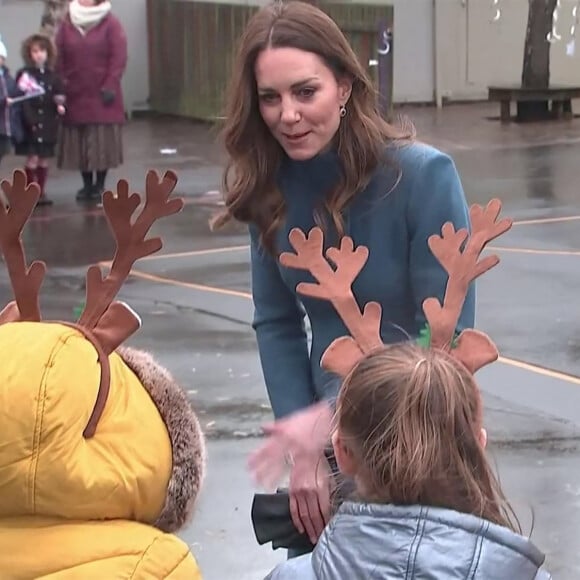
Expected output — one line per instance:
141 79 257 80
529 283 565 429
57 105 66 116
289 453 333 544
248 402 334 491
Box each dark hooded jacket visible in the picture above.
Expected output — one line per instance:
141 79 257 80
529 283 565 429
15 34 65 148
0 66 23 143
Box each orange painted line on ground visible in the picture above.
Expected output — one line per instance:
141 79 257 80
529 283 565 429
512 215 580 226
139 244 250 262
489 245 580 257
142 240 580 263
498 356 580 386
118 264 580 387
127 267 252 300
135 214 580 263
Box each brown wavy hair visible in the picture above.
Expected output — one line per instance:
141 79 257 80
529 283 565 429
21 33 57 69
337 342 520 532
212 1 414 254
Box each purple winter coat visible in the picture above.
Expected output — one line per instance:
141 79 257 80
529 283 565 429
55 13 127 126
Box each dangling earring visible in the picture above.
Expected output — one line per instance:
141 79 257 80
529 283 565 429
339 104 347 118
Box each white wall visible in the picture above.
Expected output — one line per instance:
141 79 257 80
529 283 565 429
391 0 434 103
0 0 44 67
435 0 580 102
110 0 149 113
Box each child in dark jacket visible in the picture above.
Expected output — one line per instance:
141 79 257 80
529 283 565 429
0 35 23 166
14 33 65 206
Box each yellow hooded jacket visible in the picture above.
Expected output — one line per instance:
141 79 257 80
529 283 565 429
0 324 206 579
0 170 206 579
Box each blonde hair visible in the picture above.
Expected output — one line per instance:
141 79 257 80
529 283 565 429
336 342 519 532
212 0 414 254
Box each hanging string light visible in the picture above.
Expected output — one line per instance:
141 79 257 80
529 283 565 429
570 1 579 38
566 0 579 55
547 0 562 43
491 0 501 23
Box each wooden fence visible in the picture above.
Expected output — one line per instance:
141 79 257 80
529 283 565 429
147 0 394 121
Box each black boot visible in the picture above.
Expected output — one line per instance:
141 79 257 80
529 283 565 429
76 171 94 201
94 171 107 193
92 170 107 203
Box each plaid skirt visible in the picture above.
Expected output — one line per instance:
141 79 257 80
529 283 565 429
57 124 123 172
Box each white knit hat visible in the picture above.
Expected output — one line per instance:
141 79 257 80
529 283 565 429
0 35 7 59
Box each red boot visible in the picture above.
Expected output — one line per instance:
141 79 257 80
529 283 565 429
24 167 37 188
35 167 53 206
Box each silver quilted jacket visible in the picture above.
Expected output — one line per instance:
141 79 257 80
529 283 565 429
265 502 551 580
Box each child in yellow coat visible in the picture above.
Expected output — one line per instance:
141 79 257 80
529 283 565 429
0 169 206 579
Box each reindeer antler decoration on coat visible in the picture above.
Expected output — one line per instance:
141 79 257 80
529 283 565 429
281 199 513 376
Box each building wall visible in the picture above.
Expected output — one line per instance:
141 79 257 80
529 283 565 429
435 0 580 103
0 1 45 68
204 0 580 104
0 0 577 108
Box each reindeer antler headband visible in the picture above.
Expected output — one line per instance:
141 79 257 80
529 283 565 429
0 169 183 437
280 199 513 376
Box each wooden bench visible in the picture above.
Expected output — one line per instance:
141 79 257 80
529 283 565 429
488 85 580 123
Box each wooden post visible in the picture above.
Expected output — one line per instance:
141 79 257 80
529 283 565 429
519 0 557 121
500 100 511 124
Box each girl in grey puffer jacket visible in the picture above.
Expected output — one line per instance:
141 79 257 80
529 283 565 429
257 201 551 580
264 343 551 580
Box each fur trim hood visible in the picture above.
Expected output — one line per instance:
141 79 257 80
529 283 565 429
118 346 206 532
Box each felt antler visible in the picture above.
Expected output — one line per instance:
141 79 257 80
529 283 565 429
77 170 183 352
0 169 183 440
422 198 513 373
280 227 383 377
281 199 512 378
75 170 182 439
0 170 46 323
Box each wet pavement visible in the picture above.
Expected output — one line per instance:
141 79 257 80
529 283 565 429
2 102 580 578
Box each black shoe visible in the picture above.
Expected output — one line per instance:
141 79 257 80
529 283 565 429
76 186 93 201
91 184 104 198
90 185 105 206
